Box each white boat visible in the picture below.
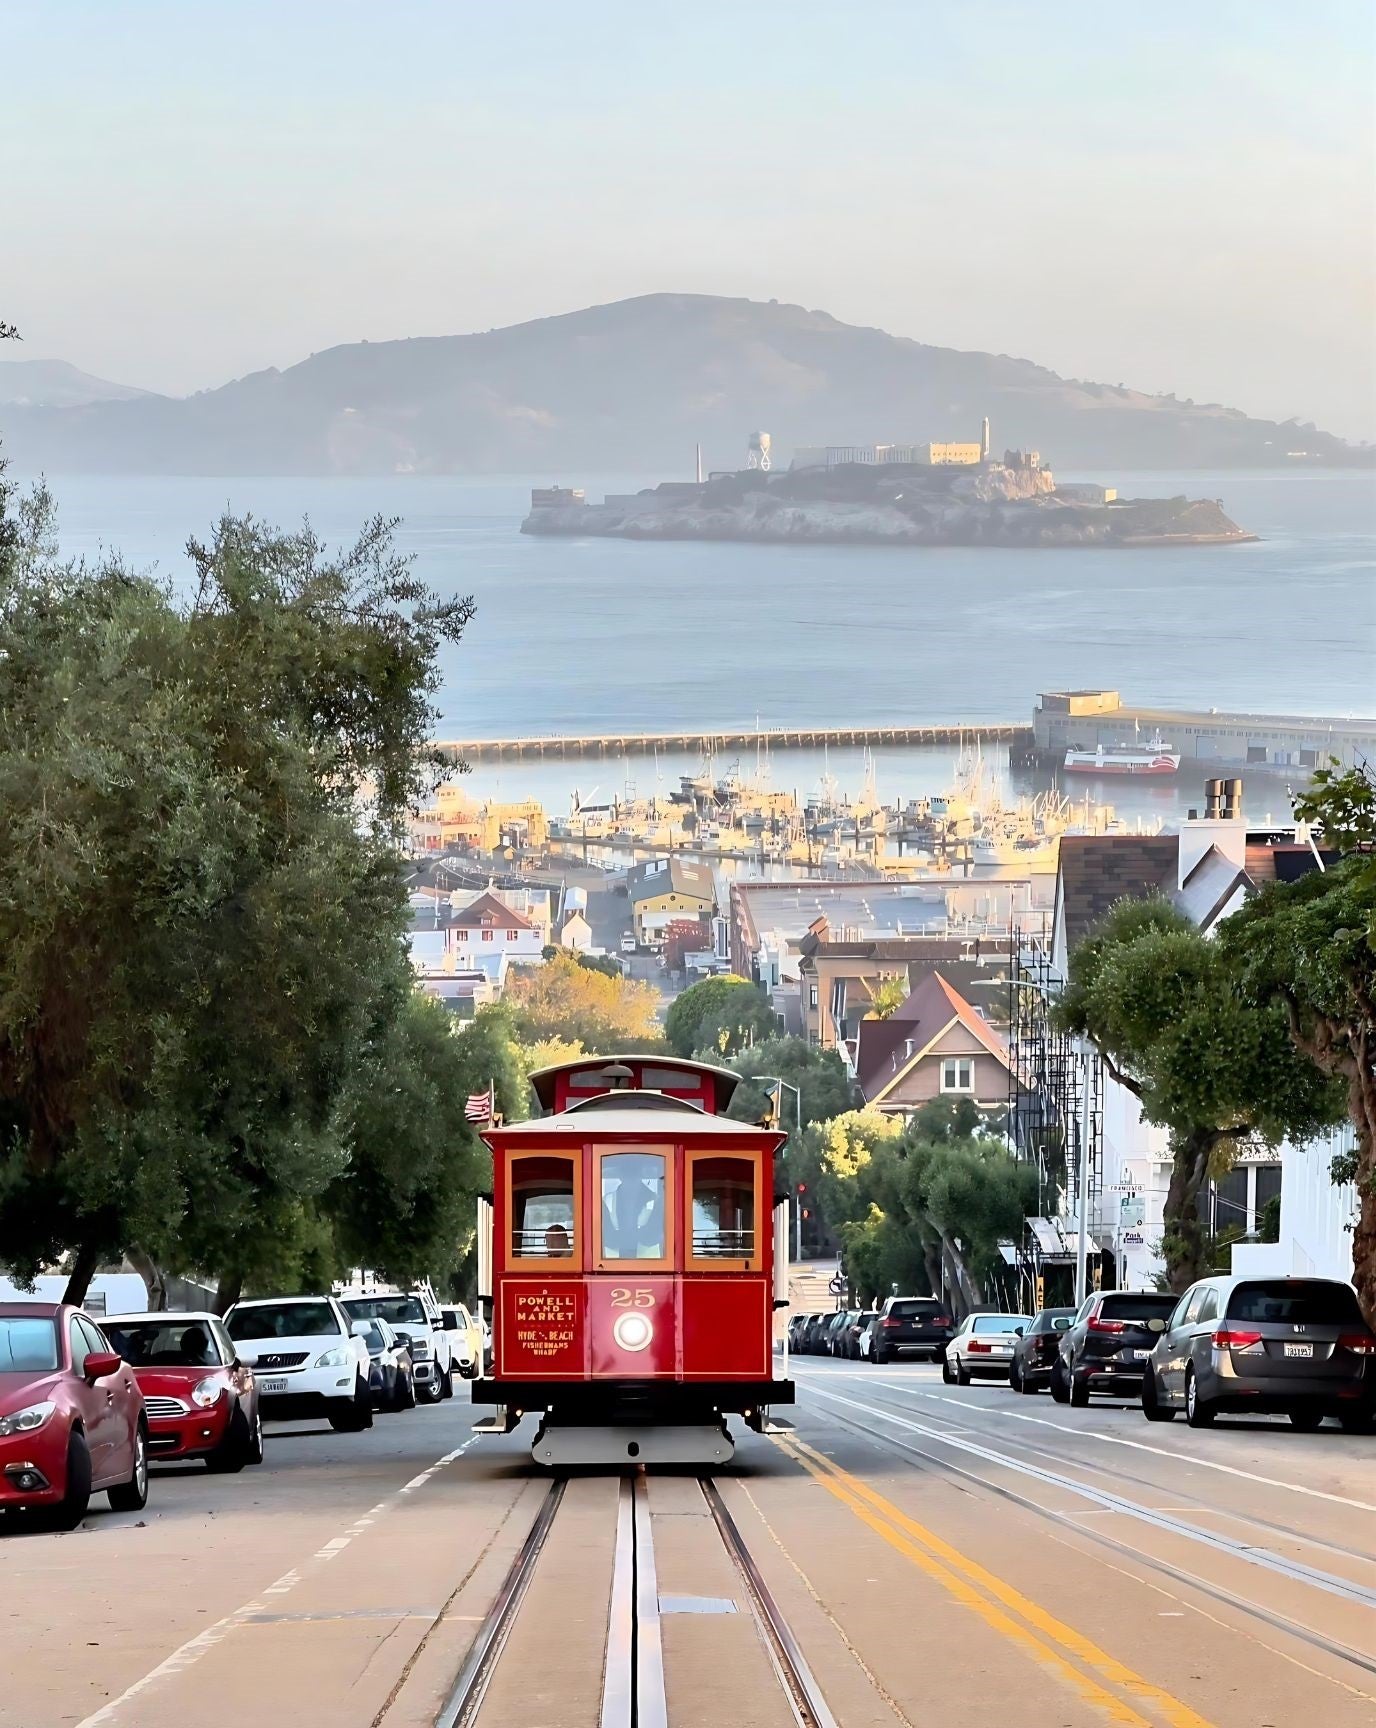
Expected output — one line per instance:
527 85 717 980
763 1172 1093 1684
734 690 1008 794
1064 730 1181 776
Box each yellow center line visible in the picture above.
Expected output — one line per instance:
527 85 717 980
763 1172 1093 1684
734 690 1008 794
776 1433 1218 1728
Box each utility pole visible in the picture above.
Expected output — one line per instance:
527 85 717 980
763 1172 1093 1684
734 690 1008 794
758 1075 802 1260
1075 1038 1094 1307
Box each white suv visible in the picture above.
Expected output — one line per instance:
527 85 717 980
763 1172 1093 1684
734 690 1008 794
339 1290 455 1403
224 1295 372 1431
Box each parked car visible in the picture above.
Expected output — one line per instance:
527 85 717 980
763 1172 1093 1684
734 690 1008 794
0 1302 149 1529
1140 1275 1376 1431
786 1314 814 1352
224 1295 372 1431
826 1310 859 1356
1051 1290 1179 1406
1008 1306 1076 1393
339 1291 453 1403
857 1314 881 1361
801 1313 835 1354
843 1310 878 1359
104 1310 264 1471
439 1304 483 1380
351 1318 416 1412
942 1312 1030 1383
620 932 638 954
871 1296 955 1364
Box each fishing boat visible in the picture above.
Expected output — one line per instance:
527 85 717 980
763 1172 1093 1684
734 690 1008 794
1063 730 1181 776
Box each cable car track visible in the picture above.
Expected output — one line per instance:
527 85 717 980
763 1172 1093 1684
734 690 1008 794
435 1471 837 1728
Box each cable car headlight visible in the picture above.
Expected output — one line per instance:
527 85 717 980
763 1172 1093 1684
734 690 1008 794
613 1312 653 1353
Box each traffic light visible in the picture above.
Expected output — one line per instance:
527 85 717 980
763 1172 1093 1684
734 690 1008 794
797 1181 807 1194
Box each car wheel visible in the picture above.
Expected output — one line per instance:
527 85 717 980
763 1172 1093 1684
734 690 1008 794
941 1354 955 1384
246 1406 266 1464
873 1348 889 1366
1069 1370 1090 1408
1288 1408 1324 1432
440 1363 455 1400
955 1356 971 1387
1141 1368 1175 1422
1339 1409 1375 1433
329 1380 374 1432
1049 1357 1069 1403
1008 1359 1021 1392
49 1429 93 1530
1018 1366 1039 1395
108 1421 149 1512
1184 1367 1216 1429
206 1407 252 1474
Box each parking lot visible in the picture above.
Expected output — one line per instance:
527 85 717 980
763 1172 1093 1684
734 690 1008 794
3 1356 1374 1728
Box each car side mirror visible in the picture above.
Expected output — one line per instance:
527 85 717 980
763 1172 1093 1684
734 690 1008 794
1014 1326 1025 1336
83 1350 123 1383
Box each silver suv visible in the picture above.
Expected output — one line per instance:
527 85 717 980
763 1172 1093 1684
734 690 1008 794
1141 1275 1376 1432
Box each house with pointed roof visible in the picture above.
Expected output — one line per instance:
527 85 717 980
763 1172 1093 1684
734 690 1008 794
856 971 1015 1117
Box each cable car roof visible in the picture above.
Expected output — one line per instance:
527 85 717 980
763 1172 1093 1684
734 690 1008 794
525 1053 745 1114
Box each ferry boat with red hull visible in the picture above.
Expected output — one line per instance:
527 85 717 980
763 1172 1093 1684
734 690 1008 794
1063 731 1181 776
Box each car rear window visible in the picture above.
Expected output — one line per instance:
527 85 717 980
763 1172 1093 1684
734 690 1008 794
889 1300 940 1318
0 1317 59 1372
227 1301 339 1340
105 1320 224 1366
342 1296 427 1328
1227 1281 1363 1326
972 1315 1026 1334
1098 1294 1178 1323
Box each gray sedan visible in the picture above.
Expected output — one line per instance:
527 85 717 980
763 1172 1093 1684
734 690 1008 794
1141 1274 1376 1431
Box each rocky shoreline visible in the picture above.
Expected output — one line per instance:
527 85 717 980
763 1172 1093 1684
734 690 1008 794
522 464 1255 549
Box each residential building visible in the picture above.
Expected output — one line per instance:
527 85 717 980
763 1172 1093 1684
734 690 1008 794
410 789 549 854
557 908 593 952
416 965 507 1020
408 890 546 975
628 857 716 946
856 972 1015 1117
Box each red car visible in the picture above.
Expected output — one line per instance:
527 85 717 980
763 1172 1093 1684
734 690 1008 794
103 1311 264 1472
0 1302 149 1530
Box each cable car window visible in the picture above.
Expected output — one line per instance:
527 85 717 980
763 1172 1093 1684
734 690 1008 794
691 1157 755 1259
512 1156 576 1258
599 1152 666 1261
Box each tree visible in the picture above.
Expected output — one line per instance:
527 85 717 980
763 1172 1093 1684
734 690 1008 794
1058 898 1344 1292
664 975 778 1059
1219 855 1376 1322
506 951 661 1050
724 1038 856 1134
863 975 908 1020
0 504 474 1303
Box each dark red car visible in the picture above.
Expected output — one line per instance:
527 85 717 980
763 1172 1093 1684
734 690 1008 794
103 1311 264 1472
0 1302 149 1530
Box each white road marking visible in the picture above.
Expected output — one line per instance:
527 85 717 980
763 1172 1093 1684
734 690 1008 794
859 1379 1376 1517
72 1436 477 1727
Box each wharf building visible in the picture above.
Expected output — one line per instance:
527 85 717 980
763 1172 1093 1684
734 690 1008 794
1032 690 1376 773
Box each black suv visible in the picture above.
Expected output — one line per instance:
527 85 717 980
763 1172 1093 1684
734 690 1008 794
871 1296 954 1364
1053 1290 1179 1404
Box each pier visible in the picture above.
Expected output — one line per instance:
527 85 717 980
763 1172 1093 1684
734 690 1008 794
436 723 1033 762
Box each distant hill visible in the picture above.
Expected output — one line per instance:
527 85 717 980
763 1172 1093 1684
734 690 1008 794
0 358 155 410
1 295 1366 474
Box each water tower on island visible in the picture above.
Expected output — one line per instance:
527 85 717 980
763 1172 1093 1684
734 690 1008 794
746 430 772 471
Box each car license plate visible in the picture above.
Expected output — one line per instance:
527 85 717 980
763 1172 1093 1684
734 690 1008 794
258 1376 289 1394
1126 1349 1147 1361
1284 1343 1313 1359
991 1344 1010 1354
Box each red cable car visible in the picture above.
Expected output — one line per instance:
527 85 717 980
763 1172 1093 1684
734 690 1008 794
472 1054 795 1466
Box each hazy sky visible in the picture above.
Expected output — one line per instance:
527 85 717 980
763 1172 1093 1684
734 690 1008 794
5 2 1374 438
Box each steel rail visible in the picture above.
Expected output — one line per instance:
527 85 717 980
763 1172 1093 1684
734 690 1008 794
700 1478 841 1728
434 1478 567 1728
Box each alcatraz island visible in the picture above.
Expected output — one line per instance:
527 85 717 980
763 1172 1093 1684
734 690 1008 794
522 421 1255 549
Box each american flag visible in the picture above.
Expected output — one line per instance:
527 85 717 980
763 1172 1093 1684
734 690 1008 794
465 1084 494 1124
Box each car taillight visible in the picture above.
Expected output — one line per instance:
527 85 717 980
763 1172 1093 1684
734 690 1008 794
1337 1332 1376 1356
1087 1316 1126 1334
968 1339 991 1353
882 1317 901 1328
1212 1327 1263 1353
933 1315 950 1328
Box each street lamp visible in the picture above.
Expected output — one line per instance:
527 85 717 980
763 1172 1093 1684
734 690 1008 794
756 1075 803 1261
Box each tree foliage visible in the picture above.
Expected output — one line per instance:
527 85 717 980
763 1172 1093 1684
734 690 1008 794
724 1038 856 1137
1057 897 1344 1291
0 491 476 1303
1219 855 1376 1323
664 974 777 1059
506 951 661 1051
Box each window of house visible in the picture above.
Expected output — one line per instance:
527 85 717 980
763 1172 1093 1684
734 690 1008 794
482 929 493 941
598 1151 668 1263
809 985 819 1009
688 1155 757 1263
941 1058 974 1092
510 1155 577 1261
506 929 519 940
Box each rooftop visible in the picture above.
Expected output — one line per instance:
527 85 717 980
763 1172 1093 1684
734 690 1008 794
733 878 1036 947
1055 835 1179 953
856 971 1013 1099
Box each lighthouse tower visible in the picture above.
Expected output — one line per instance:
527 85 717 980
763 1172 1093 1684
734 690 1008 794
980 416 991 462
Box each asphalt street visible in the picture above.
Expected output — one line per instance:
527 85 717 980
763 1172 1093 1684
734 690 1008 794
3 1358 1373 1727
